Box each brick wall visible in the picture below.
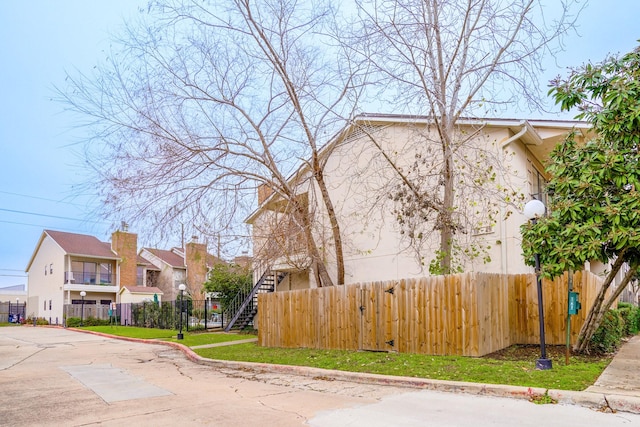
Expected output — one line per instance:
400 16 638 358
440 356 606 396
111 231 138 287
185 239 207 298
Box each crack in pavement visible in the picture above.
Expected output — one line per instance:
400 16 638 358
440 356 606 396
0 347 45 371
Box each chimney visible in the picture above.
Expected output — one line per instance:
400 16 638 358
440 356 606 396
257 184 274 205
112 229 138 287
185 237 207 298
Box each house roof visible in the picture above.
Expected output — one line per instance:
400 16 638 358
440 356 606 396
137 254 160 270
245 113 592 223
26 230 119 272
119 286 164 295
143 248 186 268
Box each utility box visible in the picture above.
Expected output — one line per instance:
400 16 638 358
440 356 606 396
568 291 581 315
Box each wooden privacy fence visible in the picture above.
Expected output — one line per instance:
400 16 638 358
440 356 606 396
257 271 605 357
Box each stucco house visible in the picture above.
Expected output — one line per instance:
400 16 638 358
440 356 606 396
26 229 220 323
246 114 595 291
119 285 164 304
138 237 222 300
25 229 134 324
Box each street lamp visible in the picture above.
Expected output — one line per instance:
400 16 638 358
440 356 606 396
177 284 186 340
80 291 86 327
523 199 552 370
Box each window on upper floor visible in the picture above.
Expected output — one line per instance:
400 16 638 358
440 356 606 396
137 266 144 286
69 261 113 285
528 158 549 208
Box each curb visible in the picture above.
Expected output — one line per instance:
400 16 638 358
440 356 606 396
65 327 640 415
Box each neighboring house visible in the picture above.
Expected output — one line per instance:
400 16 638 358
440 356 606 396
25 229 129 324
138 247 187 301
247 114 596 290
119 286 164 304
0 284 27 304
0 284 27 323
26 229 220 322
139 237 223 300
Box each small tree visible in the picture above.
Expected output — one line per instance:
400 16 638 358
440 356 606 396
523 44 640 353
350 0 583 273
204 263 253 310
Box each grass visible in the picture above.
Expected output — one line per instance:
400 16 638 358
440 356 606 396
79 326 612 391
80 325 252 347
193 343 611 391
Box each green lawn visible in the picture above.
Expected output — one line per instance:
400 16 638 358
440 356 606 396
80 326 610 391
81 325 252 347
194 344 610 391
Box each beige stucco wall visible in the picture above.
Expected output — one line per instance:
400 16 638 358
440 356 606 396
119 290 163 305
139 249 186 300
26 235 67 321
252 120 583 288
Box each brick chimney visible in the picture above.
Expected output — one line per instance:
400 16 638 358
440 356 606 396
185 236 207 298
112 228 138 287
258 183 274 205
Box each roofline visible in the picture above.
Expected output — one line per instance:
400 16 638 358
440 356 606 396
25 230 121 272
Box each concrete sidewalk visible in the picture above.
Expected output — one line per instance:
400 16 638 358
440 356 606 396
78 327 640 415
586 334 640 397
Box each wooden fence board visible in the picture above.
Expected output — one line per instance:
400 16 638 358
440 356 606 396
257 271 605 356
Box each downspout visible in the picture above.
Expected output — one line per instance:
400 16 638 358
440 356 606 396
499 122 528 274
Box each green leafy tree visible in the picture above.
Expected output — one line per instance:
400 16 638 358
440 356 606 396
204 263 253 310
522 44 640 353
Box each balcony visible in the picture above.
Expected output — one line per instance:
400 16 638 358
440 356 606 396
64 271 113 286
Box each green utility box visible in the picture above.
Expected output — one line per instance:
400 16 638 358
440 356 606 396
568 291 581 315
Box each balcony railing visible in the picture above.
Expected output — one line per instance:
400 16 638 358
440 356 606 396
64 271 113 285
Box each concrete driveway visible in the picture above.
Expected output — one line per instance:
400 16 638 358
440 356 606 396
3 326 640 426
0 326 395 426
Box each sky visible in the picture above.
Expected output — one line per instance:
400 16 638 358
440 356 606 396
0 0 638 290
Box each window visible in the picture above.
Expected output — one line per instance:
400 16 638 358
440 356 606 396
137 266 144 286
99 263 112 284
44 300 47 311
71 299 96 305
70 261 113 284
45 265 47 276
50 264 53 274
100 299 112 305
49 300 52 310
528 158 549 207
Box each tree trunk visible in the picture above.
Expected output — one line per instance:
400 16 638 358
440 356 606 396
438 127 455 274
573 254 627 353
296 198 335 288
314 168 345 285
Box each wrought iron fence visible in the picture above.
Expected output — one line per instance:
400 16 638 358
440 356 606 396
0 301 26 323
64 299 221 330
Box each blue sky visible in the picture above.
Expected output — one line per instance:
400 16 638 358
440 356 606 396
0 1 638 289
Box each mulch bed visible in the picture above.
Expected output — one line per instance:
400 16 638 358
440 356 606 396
483 344 612 363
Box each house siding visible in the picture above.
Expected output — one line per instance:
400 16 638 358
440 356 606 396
250 118 588 288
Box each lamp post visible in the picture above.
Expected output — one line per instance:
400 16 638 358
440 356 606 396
177 284 186 340
80 291 86 327
523 199 552 370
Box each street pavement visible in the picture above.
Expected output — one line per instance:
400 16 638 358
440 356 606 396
1 326 640 426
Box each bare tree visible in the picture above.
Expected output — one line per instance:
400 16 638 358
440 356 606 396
351 0 583 273
58 0 364 286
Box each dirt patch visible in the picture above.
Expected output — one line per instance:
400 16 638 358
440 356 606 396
483 344 612 363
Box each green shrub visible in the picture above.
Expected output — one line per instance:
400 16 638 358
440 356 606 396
617 303 640 336
589 309 624 353
26 317 49 326
66 317 111 327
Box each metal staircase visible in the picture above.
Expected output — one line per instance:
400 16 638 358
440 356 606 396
223 268 286 331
